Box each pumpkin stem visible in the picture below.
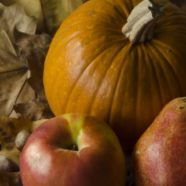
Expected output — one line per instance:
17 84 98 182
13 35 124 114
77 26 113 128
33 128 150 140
122 0 165 44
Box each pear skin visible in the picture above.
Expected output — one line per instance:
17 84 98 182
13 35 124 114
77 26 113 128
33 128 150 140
134 97 186 186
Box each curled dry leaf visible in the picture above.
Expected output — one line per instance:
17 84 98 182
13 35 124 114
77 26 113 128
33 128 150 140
0 0 43 32
0 2 36 117
0 0 88 34
0 2 53 119
0 3 36 41
13 31 53 119
0 30 29 116
14 30 51 98
14 99 53 121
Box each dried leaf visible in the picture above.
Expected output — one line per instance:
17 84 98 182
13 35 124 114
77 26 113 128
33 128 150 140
0 30 29 116
13 31 53 119
0 117 32 150
0 3 53 119
0 116 47 152
13 81 35 108
0 3 39 117
0 0 89 34
15 31 51 97
0 0 44 32
14 0 43 31
0 30 16 55
14 99 53 121
0 0 13 5
0 3 36 41
41 0 87 34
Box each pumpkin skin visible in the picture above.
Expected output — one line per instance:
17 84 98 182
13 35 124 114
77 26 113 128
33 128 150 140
171 0 185 5
44 0 186 151
171 0 186 10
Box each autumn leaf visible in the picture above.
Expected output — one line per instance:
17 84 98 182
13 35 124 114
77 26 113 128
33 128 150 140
42 0 88 33
0 2 53 119
0 3 36 40
0 117 32 149
0 0 88 34
13 30 53 120
0 30 29 116
14 31 50 98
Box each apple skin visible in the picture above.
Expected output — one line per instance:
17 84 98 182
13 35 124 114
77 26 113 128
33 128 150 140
134 97 186 186
20 114 126 186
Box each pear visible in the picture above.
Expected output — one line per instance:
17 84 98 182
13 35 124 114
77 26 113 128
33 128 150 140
134 97 186 186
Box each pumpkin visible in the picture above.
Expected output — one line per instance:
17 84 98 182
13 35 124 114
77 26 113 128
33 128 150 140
44 0 186 151
171 0 186 11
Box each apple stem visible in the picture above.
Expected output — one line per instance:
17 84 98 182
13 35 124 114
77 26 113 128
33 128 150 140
65 143 78 151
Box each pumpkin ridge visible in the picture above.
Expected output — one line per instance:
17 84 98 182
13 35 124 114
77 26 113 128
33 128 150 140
59 23 123 39
104 0 130 21
155 11 186 33
112 4 128 21
152 42 184 95
54 29 117 52
107 45 132 124
129 46 140 132
61 41 116 111
108 44 133 126
135 45 149 129
132 45 153 136
142 44 165 116
95 0 128 18
151 41 183 99
144 44 164 108
87 44 126 116
88 43 129 119
64 42 125 113
109 44 142 146
157 19 186 33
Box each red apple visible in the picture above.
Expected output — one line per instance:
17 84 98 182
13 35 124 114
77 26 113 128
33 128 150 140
20 114 126 186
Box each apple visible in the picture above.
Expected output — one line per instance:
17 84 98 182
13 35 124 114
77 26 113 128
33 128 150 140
20 114 126 186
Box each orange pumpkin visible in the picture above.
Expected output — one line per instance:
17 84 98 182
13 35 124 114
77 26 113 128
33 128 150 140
44 0 186 151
